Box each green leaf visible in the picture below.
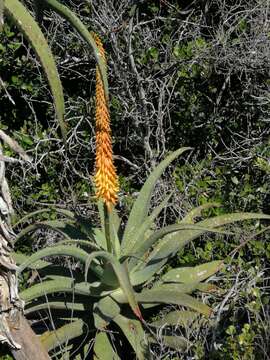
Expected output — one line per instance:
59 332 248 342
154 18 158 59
93 227 107 250
15 220 86 244
13 207 75 228
121 148 192 254
85 251 142 319
149 335 189 351
94 332 120 360
17 245 103 277
12 252 50 269
131 225 228 285
162 335 189 350
137 289 212 316
93 296 120 329
151 310 200 327
135 212 270 283
20 278 74 303
181 203 221 224
113 314 148 360
128 193 172 269
25 300 92 314
20 278 106 303
162 260 223 283
43 0 109 100
40 320 84 351
5 0 66 140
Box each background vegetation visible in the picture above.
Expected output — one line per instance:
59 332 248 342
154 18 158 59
1 0 269 358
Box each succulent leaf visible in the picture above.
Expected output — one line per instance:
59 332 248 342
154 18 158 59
85 251 142 319
12 252 50 270
149 334 189 351
113 314 148 360
127 192 172 269
4 0 66 140
17 245 103 277
161 260 223 283
94 332 120 360
15 220 90 244
137 289 212 316
135 212 270 284
43 0 108 100
161 335 189 350
121 147 192 254
40 319 84 352
13 207 75 228
93 296 120 329
25 300 91 314
181 202 221 224
20 278 107 303
151 310 200 327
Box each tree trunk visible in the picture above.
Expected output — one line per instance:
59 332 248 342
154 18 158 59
0 139 50 360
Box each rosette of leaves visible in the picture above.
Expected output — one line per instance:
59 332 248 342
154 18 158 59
13 148 270 359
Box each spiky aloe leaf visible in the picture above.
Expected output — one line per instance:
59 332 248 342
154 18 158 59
94 332 120 360
13 207 75 228
161 260 223 284
135 212 270 284
121 147 192 254
20 278 75 303
137 289 211 316
93 296 120 329
25 300 91 314
181 203 221 223
56 239 100 250
4 0 66 140
128 193 172 269
93 227 107 250
160 336 189 351
12 252 50 269
17 245 103 277
15 220 75 244
40 319 84 352
130 224 229 280
149 335 189 351
85 251 142 320
113 314 148 360
43 0 109 100
20 278 110 303
151 310 200 327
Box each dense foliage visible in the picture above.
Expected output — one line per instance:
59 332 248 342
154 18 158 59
0 0 270 359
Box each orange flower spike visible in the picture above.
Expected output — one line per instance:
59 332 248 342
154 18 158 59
93 34 119 211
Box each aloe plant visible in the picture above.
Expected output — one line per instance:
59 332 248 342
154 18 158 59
2 1 270 358
13 148 270 359
0 0 110 357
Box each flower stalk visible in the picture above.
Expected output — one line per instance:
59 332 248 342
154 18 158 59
93 33 119 213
